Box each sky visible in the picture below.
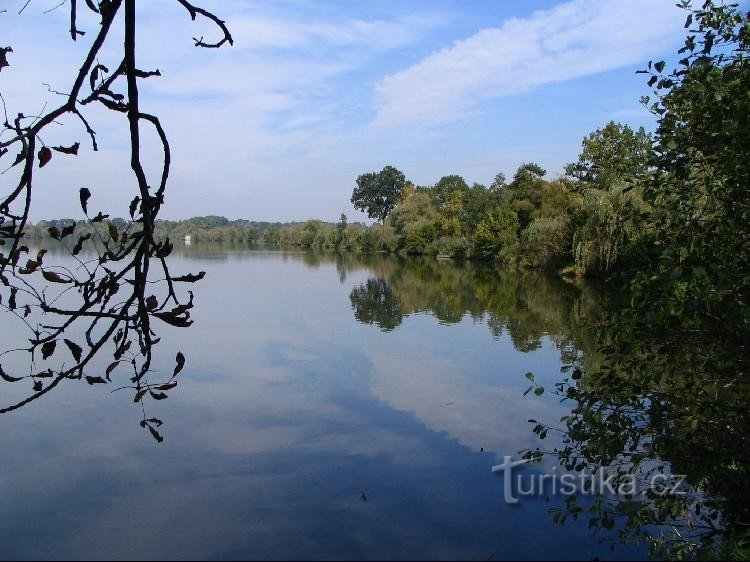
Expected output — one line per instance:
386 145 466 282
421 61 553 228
1 0 688 223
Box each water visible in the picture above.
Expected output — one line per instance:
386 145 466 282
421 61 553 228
0 247 646 560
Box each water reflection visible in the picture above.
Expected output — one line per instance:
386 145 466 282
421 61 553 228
347 256 597 357
345 254 749 558
1 248 653 560
350 278 403 331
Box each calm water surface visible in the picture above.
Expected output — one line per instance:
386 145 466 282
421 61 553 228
0 247 645 560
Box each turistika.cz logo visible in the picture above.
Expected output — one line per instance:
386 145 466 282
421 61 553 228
491 456 687 505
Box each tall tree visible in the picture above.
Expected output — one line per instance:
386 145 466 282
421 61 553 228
351 166 406 223
490 172 507 192
432 174 469 209
506 163 547 229
565 121 653 191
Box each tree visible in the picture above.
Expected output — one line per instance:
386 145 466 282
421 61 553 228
462 182 498 235
572 185 651 274
436 189 464 237
564 121 653 191
0 1 231 440
389 188 437 254
490 172 507 192
472 206 519 262
635 0 750 330
509 163 546 198
351 165 406 224
526 3 750 556
336 213 347 246
505 163 547 229
432 174 469 209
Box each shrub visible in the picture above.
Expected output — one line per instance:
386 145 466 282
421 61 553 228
472 206 520 263
521 216 572 270
434 235 469 258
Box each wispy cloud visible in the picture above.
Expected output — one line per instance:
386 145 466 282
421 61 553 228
228 15 442 52
372 0 685 129
3 3 446 220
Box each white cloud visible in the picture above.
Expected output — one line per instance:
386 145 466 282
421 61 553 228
372 0 685 129
228 15 440 52
2 3 446 220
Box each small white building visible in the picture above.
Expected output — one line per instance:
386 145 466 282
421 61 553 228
184 234 192 245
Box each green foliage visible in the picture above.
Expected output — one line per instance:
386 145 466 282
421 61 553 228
432 174 469 209
436 189 464 237
401 219 437 255
336 213 347 245
635 0 750 331
510 162 546 196
572 186 652 274
434 235 469 258
564 121 653 191
523 3 750 558
351 165 407 223
472 206 519 263
489 172 507 192
503 163 548 229
521 216 572 270
389 190 436 233
389 189 438 255
462 183 498 235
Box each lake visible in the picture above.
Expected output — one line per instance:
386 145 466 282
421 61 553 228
0 246 650 560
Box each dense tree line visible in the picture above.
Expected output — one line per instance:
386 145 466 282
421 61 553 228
23 119 658 278
342 120 654 277
22 215 370 247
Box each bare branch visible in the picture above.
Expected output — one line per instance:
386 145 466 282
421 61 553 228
175 0 234 48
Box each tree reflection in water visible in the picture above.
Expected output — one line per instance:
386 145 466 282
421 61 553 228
347 255 749 559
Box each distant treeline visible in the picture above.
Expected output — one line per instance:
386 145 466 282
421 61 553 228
22 215 371 247
23 120 655 278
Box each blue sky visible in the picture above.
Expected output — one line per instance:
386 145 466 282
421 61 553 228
2 0 687 222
